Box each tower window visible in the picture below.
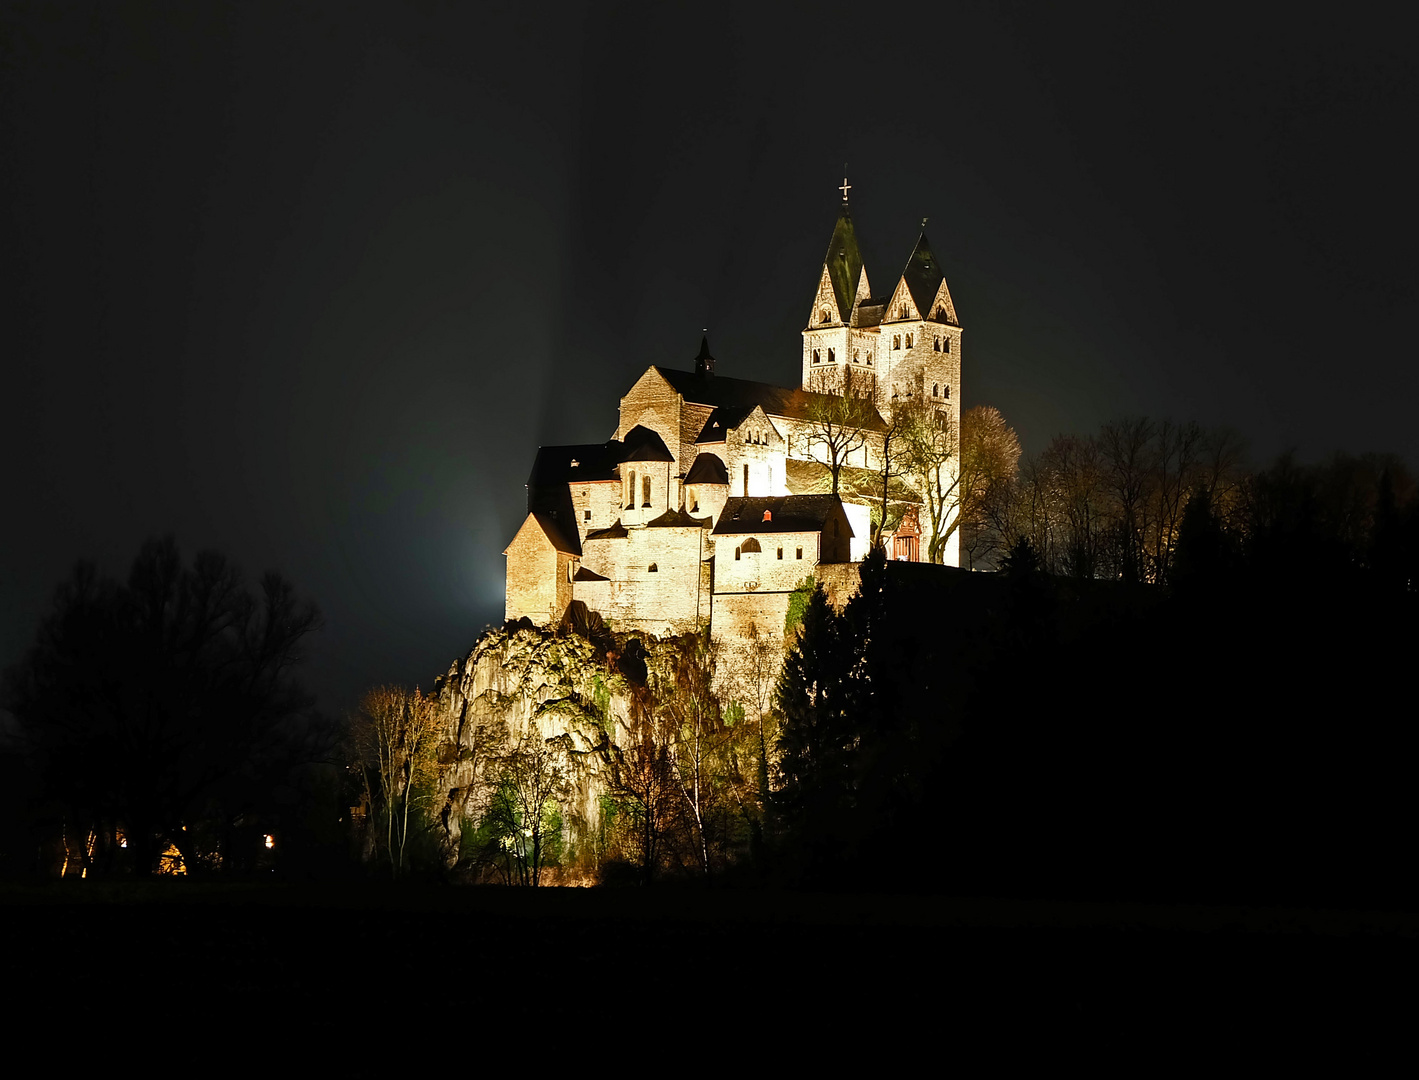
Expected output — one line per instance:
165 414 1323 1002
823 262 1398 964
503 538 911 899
853 349 859 362
828 348 835 363
934 337 941 352
935 306 946 320
627 470 636 508
584 509 592 520
867 352 873 365
933 383 939 397
821 308 830 323
945 384 951 398
905 333 914 348
944 338 951 354
812 349 820 364
642 475 650 507
892 335 901 350
777 547 784 560
796 547 803 559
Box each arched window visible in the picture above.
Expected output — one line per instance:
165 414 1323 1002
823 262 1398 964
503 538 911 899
944 338 951 354
899 304 908 318
812 349 820 364
821 308 830 323
642 475 650 507
740 537 762 553
905 333 914 348
892 335 901 350
627 470 636 508
866 351 873 365
777 547 784 560
853 349 859 362
828 348 835 364
934 337 941 352
648 563 658 572
944 384 951 399
933 383 939 397
935 306 946 320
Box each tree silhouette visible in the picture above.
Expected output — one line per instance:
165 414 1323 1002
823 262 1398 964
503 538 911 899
3 537 322 876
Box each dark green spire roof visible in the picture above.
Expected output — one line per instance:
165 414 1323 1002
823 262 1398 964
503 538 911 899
900 230 950 323
821 201 864 320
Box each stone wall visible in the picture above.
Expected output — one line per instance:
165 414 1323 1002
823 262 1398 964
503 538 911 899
504 517 572 624
578 524 709 635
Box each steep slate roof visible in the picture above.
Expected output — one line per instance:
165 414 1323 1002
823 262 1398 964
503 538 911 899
621 424 676 462
653 367 887 431
684 453 729 485
694 404 756 443
821 201 865 320
530 512 580 555
712 495 854 536
527 442 623 487
899 231 953 324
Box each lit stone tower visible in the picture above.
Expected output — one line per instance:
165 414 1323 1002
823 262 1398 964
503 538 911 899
801 177 879 399
800 185 964 566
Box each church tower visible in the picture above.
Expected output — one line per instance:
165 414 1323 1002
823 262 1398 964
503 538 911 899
880 225 961 420
801 180 880 400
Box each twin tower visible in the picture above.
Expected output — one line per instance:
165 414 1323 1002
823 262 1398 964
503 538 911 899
801 194 962 441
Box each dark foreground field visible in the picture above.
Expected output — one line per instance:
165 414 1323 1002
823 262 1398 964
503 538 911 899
4 883 1414 1065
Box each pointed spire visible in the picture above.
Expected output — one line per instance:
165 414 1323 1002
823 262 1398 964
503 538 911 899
899 227 947 322
820 200 864 322
694 333 715 377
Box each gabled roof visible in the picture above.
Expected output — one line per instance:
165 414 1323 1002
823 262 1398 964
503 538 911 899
821 202 865 321
694 404 756 443
572 566 609 582
528 442 623 487
529 512 580 555
653 367 887 431
899 231 954 325
712 495 854 536
621 424 675 462
684 453 729 485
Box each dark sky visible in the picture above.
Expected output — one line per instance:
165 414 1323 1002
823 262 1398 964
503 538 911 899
3 2 1416 715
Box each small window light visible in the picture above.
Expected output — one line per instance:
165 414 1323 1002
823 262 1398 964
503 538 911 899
648 563 658 572
763 510 772 522
796 547 803 559
777 547 784 559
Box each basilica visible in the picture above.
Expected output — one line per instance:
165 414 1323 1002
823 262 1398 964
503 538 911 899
504 190 963 658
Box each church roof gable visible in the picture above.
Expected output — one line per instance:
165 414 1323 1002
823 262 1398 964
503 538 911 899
653 367 887 430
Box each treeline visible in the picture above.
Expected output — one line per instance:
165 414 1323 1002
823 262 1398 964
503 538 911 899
0 538 342 879
782 444 1419 904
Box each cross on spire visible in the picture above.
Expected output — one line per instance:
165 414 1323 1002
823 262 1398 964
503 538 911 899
839 171 851 202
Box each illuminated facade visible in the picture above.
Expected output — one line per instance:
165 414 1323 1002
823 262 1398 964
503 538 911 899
504 193 963 656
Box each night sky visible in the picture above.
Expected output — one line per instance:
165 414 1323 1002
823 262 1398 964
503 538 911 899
3 3 1415 715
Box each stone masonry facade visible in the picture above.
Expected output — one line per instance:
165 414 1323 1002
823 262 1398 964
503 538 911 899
504 194 964 665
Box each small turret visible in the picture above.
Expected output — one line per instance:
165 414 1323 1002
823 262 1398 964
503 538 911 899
694 334 715 377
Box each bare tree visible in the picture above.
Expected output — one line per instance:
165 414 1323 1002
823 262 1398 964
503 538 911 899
898 398 960 563
800 367 880 496
351 685 444 879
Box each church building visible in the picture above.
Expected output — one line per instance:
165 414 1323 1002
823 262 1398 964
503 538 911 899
504 187 963 658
